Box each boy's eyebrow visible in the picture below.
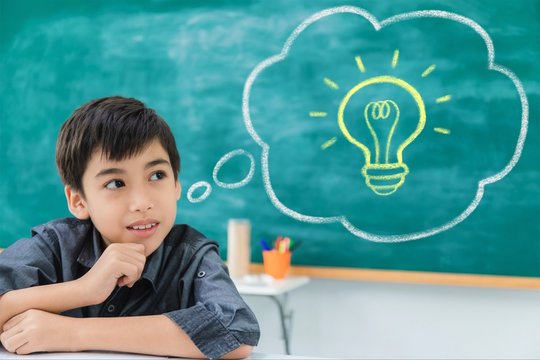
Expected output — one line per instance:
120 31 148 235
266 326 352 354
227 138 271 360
95 168 126 178
145 158 170 170
95 158 170 178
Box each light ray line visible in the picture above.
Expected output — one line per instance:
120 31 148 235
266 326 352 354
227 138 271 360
434 127 451 135
436 95 452 103
323 77 339 90
309 112 328 117
421 64 436 77
391 49 399 68
355 56 366 73
321 137 337 150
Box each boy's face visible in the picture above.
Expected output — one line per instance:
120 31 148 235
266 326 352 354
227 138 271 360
65 139 181 256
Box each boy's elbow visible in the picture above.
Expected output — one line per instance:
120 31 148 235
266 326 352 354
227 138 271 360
222 344 253 359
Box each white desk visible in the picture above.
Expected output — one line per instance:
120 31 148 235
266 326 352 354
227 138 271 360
233 275 310 355
0 349 320 359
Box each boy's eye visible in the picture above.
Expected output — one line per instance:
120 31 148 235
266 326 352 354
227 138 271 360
105 180 125 189
150 171 166 181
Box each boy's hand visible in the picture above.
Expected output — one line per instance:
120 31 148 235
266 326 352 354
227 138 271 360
0 309 78 354
79 243 146 305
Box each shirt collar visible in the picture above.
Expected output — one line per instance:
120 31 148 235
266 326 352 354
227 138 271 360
76 225 104 269
141 240 164 293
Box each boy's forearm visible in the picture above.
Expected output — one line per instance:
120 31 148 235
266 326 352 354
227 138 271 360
0 278 92 329
72 314 205 358
72 315 252 359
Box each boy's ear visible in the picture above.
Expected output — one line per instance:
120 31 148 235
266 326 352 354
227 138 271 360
64 186 90 219
175 181 182 201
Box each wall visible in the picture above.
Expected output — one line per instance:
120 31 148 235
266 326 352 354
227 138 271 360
244 279 540 358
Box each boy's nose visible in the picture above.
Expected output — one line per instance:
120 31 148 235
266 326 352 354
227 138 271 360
129 191 154 213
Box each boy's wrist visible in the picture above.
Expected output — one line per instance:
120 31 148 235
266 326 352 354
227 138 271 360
68 317 86 352
71 276 103 307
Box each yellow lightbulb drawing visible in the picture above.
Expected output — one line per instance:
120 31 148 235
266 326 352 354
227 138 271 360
338 75 426 195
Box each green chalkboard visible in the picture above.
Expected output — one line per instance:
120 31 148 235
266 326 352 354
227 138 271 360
1 0 539 278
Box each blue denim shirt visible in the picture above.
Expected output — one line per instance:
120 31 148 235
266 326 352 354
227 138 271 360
0 218 260 359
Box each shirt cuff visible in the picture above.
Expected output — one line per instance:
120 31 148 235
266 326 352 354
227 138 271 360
165 303 246 359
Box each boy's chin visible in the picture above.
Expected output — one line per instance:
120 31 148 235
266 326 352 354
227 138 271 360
141 241 161 257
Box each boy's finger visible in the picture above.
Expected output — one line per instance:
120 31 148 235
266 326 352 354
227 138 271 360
116 263 142 287
119 278 138 288
117 276 129 287
118 243 146 254
1 325 27 352
115 246 147 268
114 253 146 273
2 312 25 331
106 243 146 261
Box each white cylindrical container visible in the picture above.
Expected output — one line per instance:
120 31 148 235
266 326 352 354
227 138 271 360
227 219 251 278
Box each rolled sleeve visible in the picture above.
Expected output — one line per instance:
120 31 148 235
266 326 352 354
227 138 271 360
165 302 242 359
0 234 58 296
164 248 260 359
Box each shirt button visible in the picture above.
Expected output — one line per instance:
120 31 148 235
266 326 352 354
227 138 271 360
107 305 115 313
197 271 206 278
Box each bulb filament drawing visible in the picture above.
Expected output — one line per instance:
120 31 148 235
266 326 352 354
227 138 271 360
337 75 426 196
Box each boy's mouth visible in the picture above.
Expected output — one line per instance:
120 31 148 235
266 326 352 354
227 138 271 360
127 220 160 238
128 223 158 230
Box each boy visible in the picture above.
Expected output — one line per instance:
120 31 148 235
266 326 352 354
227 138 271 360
0 96 260 359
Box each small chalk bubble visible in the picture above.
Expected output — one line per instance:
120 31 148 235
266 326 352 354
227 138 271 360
213 149 255 189
187 181 212 203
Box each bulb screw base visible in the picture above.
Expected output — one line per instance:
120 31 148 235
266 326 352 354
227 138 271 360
362 162 409 196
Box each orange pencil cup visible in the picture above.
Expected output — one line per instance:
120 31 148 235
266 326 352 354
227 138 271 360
263 250 291 279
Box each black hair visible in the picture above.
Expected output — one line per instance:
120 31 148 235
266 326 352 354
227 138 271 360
56 96 180 196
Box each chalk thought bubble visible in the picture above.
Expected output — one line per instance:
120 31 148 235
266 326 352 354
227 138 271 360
187 149 255 203
242 7 528 242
